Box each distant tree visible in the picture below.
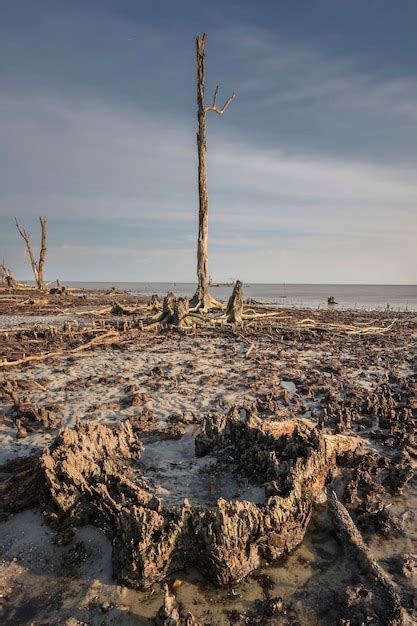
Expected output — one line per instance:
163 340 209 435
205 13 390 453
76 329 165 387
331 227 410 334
190 33 235 311
15 216 47 289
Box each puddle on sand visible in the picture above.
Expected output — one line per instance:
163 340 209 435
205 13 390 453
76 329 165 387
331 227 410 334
282 379 297 393
139 429 265 508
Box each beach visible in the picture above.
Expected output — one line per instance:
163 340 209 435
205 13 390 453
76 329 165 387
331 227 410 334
0 286 415 625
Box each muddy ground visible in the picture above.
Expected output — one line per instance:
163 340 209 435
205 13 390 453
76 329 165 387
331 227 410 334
0 288 415 625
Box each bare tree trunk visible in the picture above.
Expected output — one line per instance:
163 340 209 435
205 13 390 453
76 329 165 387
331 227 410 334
37 217 47 289
15 216 47 289
192 34 210 309
190 33 235 312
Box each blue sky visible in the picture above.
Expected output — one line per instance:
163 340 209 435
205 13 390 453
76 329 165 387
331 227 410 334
0 0 416 283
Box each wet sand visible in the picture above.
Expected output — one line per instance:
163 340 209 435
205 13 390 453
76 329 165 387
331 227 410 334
0 288 415 624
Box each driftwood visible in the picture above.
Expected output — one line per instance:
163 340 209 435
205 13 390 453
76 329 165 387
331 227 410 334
110 301 138 315
190 33 234 311
75 301 142 317
328 490 403 625
295 318 396 335
15 216 47 290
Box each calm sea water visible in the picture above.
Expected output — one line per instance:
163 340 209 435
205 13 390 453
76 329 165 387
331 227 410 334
66 282 417 311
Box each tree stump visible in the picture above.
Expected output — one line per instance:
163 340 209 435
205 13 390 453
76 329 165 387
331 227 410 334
172 297 192 328
162 292 176 320
226 280 243 323
150 293 194 328
149 294 161 312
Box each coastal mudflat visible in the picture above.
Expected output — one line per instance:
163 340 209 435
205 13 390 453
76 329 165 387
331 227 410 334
0 288 415 625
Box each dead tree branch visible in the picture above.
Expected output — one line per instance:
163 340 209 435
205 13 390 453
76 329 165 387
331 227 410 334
204 85 236 115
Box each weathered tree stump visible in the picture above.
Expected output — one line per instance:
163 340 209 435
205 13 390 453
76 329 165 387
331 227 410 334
172 297 192 327
110 301 132 315
226 280 243 323
148 293 194 328
1 414 357 590
0 264 17 289
149 294 162 312
162 292 176 319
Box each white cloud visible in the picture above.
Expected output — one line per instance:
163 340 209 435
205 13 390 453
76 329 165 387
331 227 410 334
0 80 416 283
222 26 417 127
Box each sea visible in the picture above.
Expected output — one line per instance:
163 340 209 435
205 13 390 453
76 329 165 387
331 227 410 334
65 283 417 312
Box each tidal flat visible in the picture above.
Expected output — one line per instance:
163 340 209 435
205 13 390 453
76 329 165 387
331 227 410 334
0 287 415 625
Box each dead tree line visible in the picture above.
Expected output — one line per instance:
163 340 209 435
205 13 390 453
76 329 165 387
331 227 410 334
190 33 235 312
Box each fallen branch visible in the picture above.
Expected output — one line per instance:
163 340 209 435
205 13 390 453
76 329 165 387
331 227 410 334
328 490 403 625
75 306 112 316
245 342 255 358
0 330 120 369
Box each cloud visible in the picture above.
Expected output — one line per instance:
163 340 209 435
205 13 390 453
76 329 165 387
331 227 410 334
216 26 417 164
1 13 416 284
0 90 196 219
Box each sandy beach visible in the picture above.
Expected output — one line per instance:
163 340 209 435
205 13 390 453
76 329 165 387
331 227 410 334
0 287 415 625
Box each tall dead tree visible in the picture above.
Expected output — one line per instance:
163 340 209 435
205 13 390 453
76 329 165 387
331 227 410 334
190 33 235 311
15 216 47 289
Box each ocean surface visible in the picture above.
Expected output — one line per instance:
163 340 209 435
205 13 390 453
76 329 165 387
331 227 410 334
66 282 417 311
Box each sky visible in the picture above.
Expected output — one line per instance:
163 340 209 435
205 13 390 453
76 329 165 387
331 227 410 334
0 0 416 284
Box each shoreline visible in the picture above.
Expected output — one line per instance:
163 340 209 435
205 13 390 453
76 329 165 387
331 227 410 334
3 282 416 312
